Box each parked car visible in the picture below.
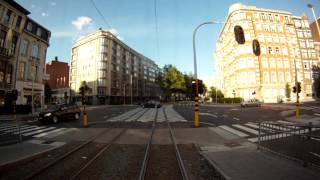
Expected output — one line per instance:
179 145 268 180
241 99 261 108
38 104 81 124
143 100 161 108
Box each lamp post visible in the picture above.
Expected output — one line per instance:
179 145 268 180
193 21 224 128
308 4 320 39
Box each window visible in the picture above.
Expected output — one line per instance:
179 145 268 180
26 22 32 31
278 25 283 33
4 9 12 24
36 28 42 37
0 30 7 47
268 14 273 22
285 72 291 82
275 47 280 54
264 25 270 32
31 44 39 58
15 16 22 29
20 39 29 55
270 59 276 68
11 35 18 53
18 62 26 79
262 59 268 68
275 15 280 22
261 13 266 21
284 16 289 23
278 72 284 82
271 72 277 83
264 72 270 83
303 62 309 69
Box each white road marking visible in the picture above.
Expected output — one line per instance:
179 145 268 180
14 126 47 134
0 125 30 131
45 128 77 138
222 114 228 118
22 127 56 136
33 128 67 138
245 123 274 133
218 125 249 137
233 117 240 121
309 152 320 158
314 113 320 116
277 120 293 124
200 113 218 118
232 124 261 135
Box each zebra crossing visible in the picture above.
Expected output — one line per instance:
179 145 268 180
0 123 77 140
217 120 315 143
106 105 187 122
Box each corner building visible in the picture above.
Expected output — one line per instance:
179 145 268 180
215 3 319 102
70 29 161 105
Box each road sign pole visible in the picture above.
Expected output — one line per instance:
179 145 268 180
194 80 199 128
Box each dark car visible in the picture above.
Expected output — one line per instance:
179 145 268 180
143 100 161 108
38 104 81 124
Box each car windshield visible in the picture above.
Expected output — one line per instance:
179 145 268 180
2 1 320 179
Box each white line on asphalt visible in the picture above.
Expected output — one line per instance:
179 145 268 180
103 115 109 119
0 125 31 131
15 126 47 134
245 123 275 133
45 128 78 138
222 114 228 118
199 113 218 118
33 128 67 138
277 120 293 124
4 125 38 132
232 124 261 135
218 125 249 137
309 152 320 158
22 127 56 136
314 113 320 116
233 117 240 121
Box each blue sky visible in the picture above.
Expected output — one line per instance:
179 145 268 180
16 0 320 84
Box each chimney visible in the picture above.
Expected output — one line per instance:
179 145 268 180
55 56 58 61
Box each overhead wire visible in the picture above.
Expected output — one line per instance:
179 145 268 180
89 0 112 29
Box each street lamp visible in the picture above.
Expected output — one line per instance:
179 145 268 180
193 21 224 128
308 4 320 39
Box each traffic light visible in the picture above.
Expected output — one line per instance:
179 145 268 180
297 82 301 93
292 86 296 93
234 25 245 44
198 80 204 94
192 80 196 94
79 87 85 103
252 39 261 56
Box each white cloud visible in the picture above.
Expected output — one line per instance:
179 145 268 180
41 12 49 17
50 2 56 6
72 16 93 30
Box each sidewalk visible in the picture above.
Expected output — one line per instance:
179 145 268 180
199 127 320 180
0 139 65 166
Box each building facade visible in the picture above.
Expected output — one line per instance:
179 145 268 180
215 3 319 102
0 0 30 106
70 29 161 105
45 57 69 104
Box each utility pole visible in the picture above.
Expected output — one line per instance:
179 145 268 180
131 75 133 105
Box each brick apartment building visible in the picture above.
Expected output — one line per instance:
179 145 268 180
45 57 69 104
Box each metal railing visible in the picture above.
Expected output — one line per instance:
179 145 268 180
257 121 320 167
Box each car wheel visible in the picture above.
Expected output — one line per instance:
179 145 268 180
74 113 80 120
52 116 59 124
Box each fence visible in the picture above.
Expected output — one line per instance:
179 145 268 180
257 121 320 167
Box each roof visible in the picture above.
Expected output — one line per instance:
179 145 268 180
4 0 30 15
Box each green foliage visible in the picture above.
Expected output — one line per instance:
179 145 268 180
285 82 291 99
79 81 92 104
208 86 224 100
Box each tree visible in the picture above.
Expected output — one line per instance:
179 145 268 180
285 82 291 101
161 65 186 100
208 86 224 102
79 81 91 104
44 82 52 104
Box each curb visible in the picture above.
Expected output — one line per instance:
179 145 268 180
194 143 231 180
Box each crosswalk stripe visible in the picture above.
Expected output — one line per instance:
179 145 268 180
262 123 292 131
0 125 31 131
232 124 261 135
33 128 66 138
245 123 274 133
277 120 293 124
314 113 320 116
4 125 38 132
22 127 56 136
218 125 249 137
15 126 47 134
45 128 77 138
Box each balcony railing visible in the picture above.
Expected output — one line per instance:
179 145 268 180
0 47 14 58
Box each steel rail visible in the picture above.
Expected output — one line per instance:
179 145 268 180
163 107 190 180
138 108 159 180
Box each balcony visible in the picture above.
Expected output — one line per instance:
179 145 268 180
0 47 14 58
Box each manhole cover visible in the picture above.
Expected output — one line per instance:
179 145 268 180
42 140 55 144
224 142 241 148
